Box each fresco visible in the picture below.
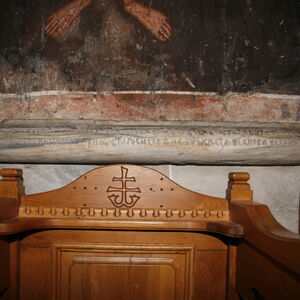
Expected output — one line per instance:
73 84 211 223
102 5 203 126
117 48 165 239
0 0 299 93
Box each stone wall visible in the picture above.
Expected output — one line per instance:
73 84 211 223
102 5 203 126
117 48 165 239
1 92 299 122
1 92 299 234
1 92 299 165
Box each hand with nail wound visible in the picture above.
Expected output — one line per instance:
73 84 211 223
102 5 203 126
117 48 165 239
124 0 173 42
45 0 173 42
45 0 92 39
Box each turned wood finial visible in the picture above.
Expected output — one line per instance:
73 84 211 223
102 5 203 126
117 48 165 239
0 169 23 179
0 169 25 202
226 172 253 201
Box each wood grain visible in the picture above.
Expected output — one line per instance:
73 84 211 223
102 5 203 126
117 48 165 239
19 230 226 300
0 164 299 299
235 243 300 299
0 240 9 296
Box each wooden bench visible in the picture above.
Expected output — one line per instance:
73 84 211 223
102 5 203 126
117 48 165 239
0 165 299 299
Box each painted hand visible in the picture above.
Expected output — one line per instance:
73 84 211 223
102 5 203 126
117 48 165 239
125 1 172 42
45 0 90 39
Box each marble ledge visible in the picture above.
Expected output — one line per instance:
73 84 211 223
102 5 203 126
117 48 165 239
0 120 299 165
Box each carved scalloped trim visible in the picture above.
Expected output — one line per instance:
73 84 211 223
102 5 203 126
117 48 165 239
19 206 229 220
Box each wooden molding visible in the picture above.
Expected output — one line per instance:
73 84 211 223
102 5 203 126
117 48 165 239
20 165 228 210
18 206 229 220
230 200 300 277
226 172 253 201
1 163 299 299
0 164 247 237
0 169 24 201
0 169 24 221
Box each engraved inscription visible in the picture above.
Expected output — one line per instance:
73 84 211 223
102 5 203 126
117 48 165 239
106 166 141 208
1 126 299 150
1 123 299 164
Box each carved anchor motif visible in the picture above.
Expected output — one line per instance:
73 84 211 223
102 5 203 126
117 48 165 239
106 166 141 208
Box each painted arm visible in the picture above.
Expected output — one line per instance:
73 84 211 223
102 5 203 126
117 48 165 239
124 0 172 42
45 0 92 39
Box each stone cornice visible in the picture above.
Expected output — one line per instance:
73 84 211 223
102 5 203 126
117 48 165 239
0 120 299 165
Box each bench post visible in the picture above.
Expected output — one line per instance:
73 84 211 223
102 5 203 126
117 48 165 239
226 172 253 201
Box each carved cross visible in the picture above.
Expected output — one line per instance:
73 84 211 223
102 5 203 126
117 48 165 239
107 166 141 207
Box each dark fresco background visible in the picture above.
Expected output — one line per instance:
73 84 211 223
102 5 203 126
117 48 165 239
0 0 299 93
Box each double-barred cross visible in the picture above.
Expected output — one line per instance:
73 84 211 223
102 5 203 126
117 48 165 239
107 166 141 207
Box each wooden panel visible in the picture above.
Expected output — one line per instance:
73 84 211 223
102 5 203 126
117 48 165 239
0 217 243 238
0 198 19 222
194 250 227 300
2 166 299 300
230 201 300 276
19 230 227 300
20 230 227 250
21 165 227 211
59 251 186 300
236 243 300 299
19 245 51 300
0 240 9 295
226 245 239 300
0 166 245 238
0 239 20 300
